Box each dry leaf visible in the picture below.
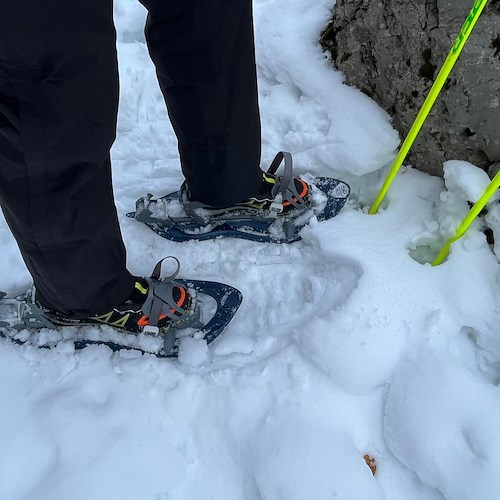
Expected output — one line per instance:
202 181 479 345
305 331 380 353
364 454 377 476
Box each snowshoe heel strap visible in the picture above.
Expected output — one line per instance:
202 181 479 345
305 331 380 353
267 152 293 199
151 256 181 281
267 151 308 213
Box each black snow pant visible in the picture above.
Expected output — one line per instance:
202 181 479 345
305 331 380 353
0 0 261 317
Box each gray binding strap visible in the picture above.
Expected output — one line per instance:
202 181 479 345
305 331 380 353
267 152 293 198
7 287 59 330
143 289 163 335
182 201 210 226
151 256 180 281
178 183 211 226
269 151 308 211
135 194 171 226
267 152 296 217
284 176 307 209
26 303 59 330
142 257 185 335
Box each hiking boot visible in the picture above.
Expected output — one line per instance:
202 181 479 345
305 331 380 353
37 262 194 335
181 152 312 222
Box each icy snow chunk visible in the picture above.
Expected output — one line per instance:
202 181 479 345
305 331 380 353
443 160 498 204
177 336 209 366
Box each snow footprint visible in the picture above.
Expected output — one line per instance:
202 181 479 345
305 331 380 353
244 259 358 330
450 325 500 386
213 248 361 356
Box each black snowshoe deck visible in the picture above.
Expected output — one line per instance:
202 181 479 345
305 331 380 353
127 176 350 243
0 280 242 358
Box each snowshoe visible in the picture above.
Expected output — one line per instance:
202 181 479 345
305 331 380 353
0 259 242 358
127 152 350 243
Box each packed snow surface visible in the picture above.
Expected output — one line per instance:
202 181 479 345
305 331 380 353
1 0 499 499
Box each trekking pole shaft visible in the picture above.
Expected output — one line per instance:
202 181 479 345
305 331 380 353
432 170 500 266
369 0 488 215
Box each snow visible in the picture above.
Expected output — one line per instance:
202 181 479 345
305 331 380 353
0 0 499 499
443 160 498 204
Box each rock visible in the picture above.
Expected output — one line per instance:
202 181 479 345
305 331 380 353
322 0 500 176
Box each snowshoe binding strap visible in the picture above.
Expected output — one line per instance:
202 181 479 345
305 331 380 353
140 256 192 337
140 257 206 354
134 193 174 227
178 188 213 226
0 288 58 331
267 151 309 216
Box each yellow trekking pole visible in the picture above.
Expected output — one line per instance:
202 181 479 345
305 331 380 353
432 170 500 265
369 0 488 215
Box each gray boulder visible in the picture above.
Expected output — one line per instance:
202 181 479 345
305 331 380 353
322 0 500 176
